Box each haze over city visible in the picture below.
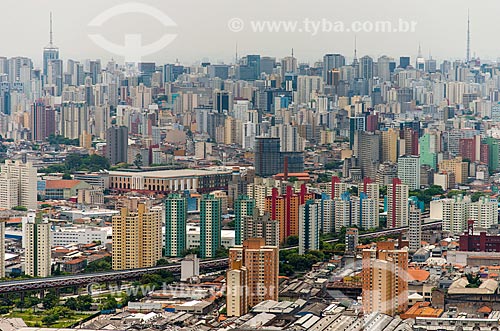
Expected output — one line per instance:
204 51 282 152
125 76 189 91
2 0 499 64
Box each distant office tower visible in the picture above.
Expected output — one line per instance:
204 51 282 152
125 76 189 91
260 56 276 74
323 53 346 82
381 128 398 163
25 215 51 277
345 228 359 254
355 131 381 179
387 178 409 228
165 194 187 257
419 133 439 170
296 75 324 104
399 56 410 69
299 200 320 254
242 212 280 247
0 160 37 210
226 260 248 317
377 55 394 82
112 203 162 270
362 242 409 316
254 137 281 177
360 56 374 79
200 194 222 258
31 100 56 141
229 238 279 308
234 195 255 245
349 116 366 149
43 13 59 77
397 155 421 190
408 203 422 252
60 102 89 139
106 126 129 165
265 185 315 244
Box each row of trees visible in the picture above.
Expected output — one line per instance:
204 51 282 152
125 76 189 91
40 153 110 174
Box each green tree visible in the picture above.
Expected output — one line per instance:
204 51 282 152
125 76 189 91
134 153 143 169
62 173 72 180
42 292 59 310
286 236 299 247
12 206 27 211
84 256 112 273
100 295 118 310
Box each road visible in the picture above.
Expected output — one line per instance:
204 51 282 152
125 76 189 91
0 221 441 293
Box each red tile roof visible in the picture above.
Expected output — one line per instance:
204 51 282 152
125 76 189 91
45 180 82 189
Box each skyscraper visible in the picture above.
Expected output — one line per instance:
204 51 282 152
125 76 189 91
200 194 222 258
112 203 162 270
355 131 381 179
25 215 51 277
362 242 409 316
323 53 346 82
31 100 56 141
387 178 409 228
360 56 374 79
165 194 187 257
106 126 129 165
229 238 279 308
254 137 281 177
234 195 255 245
43 13 59 78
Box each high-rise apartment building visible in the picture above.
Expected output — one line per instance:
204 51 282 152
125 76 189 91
408 203 422 252
387 178 409 228
25 215 51 277
229 238 279 308
265 185 315 244
165 194 187 257
242 212 280 247
112 203 162 270
200 194 222 258
397 155 421 190
299 200 320 254
234 195 256 245
0 160 37 210
362 242 409 316
226 260 248 317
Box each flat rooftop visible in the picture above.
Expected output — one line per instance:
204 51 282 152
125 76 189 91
109 169 231 178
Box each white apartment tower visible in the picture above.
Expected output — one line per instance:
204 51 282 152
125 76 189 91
397 155 420 191
25 216 51 277
0 160 37 210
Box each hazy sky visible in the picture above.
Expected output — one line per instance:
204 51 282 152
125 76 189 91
2 0 499 67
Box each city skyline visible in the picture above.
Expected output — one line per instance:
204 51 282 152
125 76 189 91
3 0 500 65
